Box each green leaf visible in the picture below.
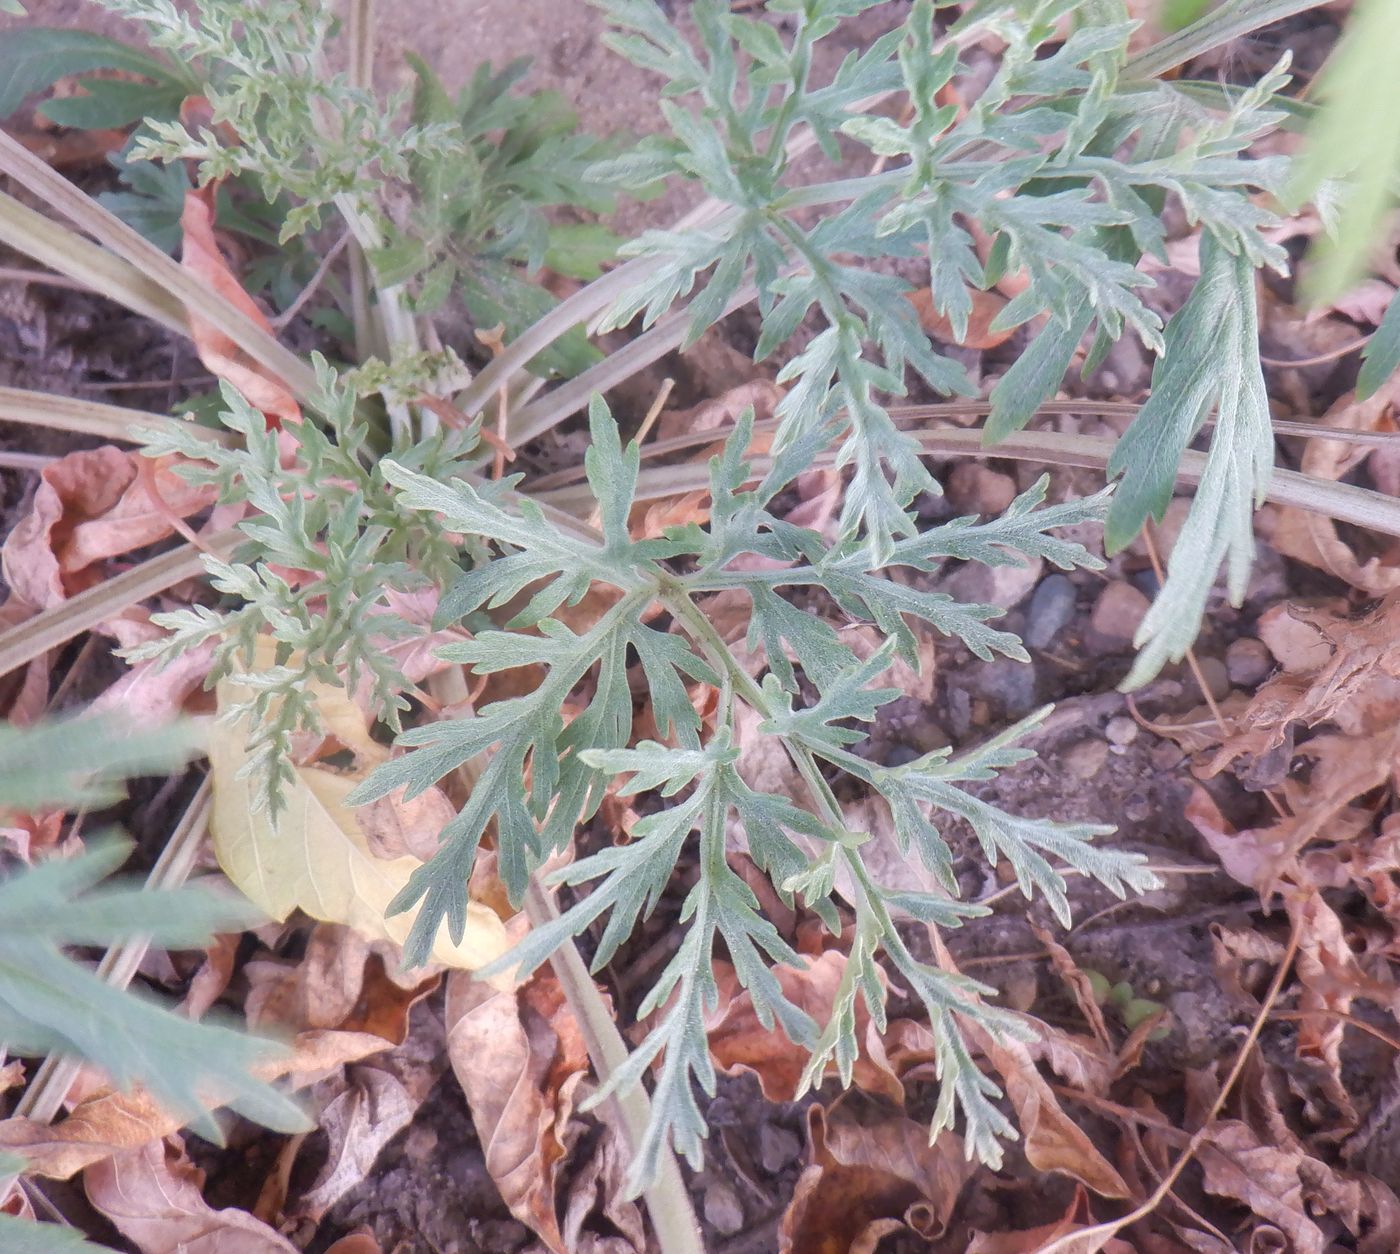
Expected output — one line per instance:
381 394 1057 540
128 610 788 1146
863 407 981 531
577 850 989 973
0 1214 108 1253
1108 236 1272 686
1288 0 1400 302
867 711 1161 925
1358 286 1400 399
0 718 192 814
0 27 189 118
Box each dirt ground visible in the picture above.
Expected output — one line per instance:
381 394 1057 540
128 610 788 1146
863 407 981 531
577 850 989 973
2 2 1397 1253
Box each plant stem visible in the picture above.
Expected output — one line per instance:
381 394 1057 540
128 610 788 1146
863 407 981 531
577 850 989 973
523 879 705 1254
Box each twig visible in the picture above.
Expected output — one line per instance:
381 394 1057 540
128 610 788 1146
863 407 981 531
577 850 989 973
1260 335 1371 368
424 666 702 1254
1036 912 1302 1254
270 230 352 331
524 880 705 1254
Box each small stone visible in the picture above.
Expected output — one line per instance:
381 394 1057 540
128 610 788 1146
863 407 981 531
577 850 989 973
1130 568 1161 599
1226 637 1273 687
703 1180 745 1235
947 462 1017 516
1064 737 1110 781
940 553 1044 611
1025 574 1077 649
758 1124 802 1174
1090 581 1150 642
1151 740 1185 771
1105 715 1138 748
1188 656 1231 703
404 1123 439 1163
1127 498 1191 561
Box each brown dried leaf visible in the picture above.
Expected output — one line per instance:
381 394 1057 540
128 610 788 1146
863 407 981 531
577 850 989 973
706 954 903 1104
655 379 783 445
445 968 636 1254
981 1029 1132 1199
84 1136 299 1253
356 784 456 863
0 446 216 613
324 1233 382 1254
1265 383 1400 593
244 925 437 1043
1206 595 1400 772
0 1030 387 1180
180 186 301 428
966 1186 1136 1253
907 284 1014 350
779 1097 975 1254
293 1066 419 1223
1031 924 1113 1050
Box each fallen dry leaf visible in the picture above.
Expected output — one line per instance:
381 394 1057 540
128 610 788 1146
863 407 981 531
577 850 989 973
444 968 642 1254
655 379 783 445
244 924 438 1044
1206 594 1400 772
706 952 904 1105
1184 1061 1400 1254
180 185 301 428
779 1096 975 1254
0 447 212 610
928 933 1130 1201
1264 382 1400 594
210 673 511 976
0 1029 385 1180
84 1136 299 1253
907 284 1014 350
981 1028 1132 1200
966 1185 1135 1253
324 1232 382 1254
293 1065 419 1223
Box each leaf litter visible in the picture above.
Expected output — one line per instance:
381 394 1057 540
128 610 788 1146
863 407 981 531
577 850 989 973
9 9 1400 1254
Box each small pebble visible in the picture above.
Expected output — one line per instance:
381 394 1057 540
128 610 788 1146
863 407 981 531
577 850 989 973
1225 636 1272 687
1151 740 1185 771
1105 715 1138 748
1123 791 1152 822
1188 656 1231 703
703 1180 745 1235
758 1124 802 1174
940 553 1044 610
1064 737 1110 781
1090 581 1150 642
1025 574 1077 649
1130 568 1161 599
947 462 1017 515
884 742 922 768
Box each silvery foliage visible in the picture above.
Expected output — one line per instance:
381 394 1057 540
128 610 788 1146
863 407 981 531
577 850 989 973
351 400 1159 1190
118 0 1290 1195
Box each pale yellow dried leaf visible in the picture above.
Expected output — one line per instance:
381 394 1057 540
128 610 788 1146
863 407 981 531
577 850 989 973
210 679 510 978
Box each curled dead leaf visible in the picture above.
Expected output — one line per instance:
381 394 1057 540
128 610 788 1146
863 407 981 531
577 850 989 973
180 186 301 428
0 448 212 610
444 968 642 1254
706 953 904 1105
1265 383 1400 593
84 1136 299 1253
779 1096 975 1254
